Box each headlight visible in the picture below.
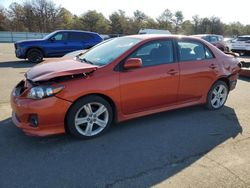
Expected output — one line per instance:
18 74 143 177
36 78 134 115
27 86 64 99
15 43 22 49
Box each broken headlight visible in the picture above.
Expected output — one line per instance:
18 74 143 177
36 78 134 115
27 86 64 99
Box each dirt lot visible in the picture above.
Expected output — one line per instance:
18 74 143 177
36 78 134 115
0 43 250 188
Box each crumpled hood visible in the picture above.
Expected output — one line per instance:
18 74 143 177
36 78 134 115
26 58 98 82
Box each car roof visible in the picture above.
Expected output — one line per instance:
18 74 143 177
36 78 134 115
193 34 222 37
124 34 203 41
55 30 99 35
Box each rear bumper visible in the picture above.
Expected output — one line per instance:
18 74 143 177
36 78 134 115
229 80 237 90
228 74 239 91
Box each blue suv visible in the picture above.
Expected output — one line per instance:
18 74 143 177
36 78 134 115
15 30 103 63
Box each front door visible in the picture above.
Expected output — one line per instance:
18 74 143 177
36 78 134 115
119 40 179 115
46 32 71 57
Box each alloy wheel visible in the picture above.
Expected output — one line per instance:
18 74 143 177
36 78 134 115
74 102 109 136
210 84 228 109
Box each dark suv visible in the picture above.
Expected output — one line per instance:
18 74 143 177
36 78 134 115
193 34 227 52
15 30 103 63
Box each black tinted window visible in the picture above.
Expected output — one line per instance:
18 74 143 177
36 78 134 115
237 37 250 41
69 32 94 41
81 33 94 40
129 40 174 67
178 41 208 61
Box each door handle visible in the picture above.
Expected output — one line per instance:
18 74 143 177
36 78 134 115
209 64 217 69
167 69 178 75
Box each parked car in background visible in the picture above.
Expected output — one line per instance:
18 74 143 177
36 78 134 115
231 35 250 55
139 28 171 34
224 37 234 52
240 62 250 77
15 30 103 63
63 39 113 58
11 34 241 138
193 34 227 52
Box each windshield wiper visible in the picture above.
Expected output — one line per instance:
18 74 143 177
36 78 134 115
81 58 94 65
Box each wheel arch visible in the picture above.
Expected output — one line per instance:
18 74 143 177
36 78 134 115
206 76 230 102
25 47 45 58
64 93 117 133
216 76 230 90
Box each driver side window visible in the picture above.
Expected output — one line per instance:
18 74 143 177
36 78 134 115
52 32 68 41
129 40 174 67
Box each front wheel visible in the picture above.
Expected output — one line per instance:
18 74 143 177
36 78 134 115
27 49 43 63
206 81 228 110
66 96 113 139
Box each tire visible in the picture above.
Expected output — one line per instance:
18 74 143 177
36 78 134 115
66 95 113 139
27 49 43 63
206 81 229 110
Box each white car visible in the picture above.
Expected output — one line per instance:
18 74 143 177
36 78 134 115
224 37 234 52
231 35 250 55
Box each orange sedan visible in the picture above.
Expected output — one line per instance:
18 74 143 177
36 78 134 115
11 35 241 138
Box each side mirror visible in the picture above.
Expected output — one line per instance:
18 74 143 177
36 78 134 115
124 58 142 70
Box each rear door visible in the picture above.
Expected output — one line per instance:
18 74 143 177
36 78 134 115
67 32 95 51
177 39 218 103
67 32 85 52
119 39 179 114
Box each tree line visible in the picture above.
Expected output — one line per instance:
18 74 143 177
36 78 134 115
0 0 250 36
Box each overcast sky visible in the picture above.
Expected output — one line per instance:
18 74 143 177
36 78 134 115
1 0 250 25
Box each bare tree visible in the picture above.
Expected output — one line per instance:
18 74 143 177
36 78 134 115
172 11 184 33
7 2 26 31
32 0 60 32
157 9 173 31
0 7 7 30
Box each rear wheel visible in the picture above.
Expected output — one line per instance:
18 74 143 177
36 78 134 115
66 96 113 139
206 81 228 110
27 49 43 63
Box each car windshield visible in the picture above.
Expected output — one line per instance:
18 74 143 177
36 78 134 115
43 31 57 40
77 37 142 66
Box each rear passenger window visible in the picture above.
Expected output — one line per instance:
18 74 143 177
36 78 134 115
129 40 174 67
69 33 93 41
205 47 214 59
178 41 214 61
80 33 93 40
69 33 81 40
